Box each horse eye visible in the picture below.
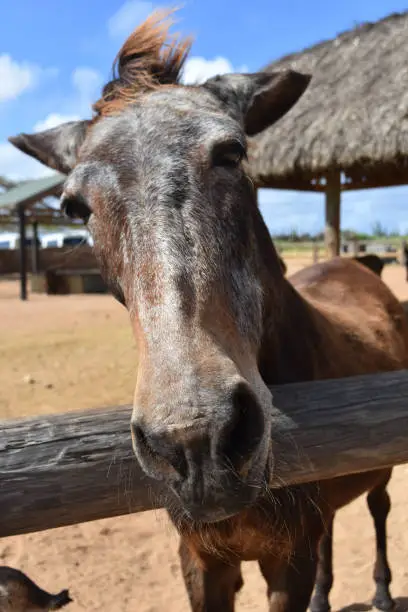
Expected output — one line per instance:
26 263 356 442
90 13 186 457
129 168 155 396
212 141 246 168
61 195 92 223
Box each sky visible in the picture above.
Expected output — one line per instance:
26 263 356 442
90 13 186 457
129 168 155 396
1 0 408 235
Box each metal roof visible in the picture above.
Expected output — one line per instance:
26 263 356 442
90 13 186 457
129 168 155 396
0 173 65 211
0 172 79 226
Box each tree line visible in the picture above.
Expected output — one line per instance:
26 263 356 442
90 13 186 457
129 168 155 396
273 222 405 242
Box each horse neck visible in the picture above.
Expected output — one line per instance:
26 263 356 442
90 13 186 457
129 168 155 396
252 209 322 385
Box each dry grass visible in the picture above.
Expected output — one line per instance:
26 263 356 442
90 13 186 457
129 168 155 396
0 280 137 419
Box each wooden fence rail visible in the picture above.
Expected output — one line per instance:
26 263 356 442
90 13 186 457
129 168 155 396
2 370 408 538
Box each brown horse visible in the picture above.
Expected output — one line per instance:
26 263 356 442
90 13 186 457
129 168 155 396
9 11 408 612
279 254 384 278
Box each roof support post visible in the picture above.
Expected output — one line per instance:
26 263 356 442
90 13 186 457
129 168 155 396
18 204 27 301
31 221 40 274
325 170 341 259
312 242 319 263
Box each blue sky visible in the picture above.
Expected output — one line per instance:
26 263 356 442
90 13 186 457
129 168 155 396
1 0 408 235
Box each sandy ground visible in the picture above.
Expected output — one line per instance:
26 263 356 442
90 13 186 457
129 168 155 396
1 259 408 611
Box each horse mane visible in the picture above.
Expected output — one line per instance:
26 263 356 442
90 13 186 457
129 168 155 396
93 9 193 118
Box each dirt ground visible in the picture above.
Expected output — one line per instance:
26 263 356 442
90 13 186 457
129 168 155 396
1 259 408 611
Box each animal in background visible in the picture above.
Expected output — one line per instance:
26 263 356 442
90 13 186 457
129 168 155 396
0 566 72 611
353 254 384 277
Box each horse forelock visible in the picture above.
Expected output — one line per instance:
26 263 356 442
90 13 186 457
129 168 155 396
92 8 193 119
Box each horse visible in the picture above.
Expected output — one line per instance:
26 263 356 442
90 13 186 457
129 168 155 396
279 253 384 278
9 10 408 612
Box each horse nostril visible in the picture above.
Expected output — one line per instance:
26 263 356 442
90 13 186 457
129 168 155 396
132 422 189 480
217 384 265 471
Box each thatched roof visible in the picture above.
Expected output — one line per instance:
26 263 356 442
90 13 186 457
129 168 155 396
248 11 408 191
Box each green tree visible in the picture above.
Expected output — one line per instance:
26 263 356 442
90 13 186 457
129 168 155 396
371 221 387 237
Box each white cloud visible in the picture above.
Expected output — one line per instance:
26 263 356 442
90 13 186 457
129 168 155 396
0 142 54 181
33 113 81 133
108 0 153 39
29 67 102 135
181 57 248 85
1 65 103 181
0 55 58 103
0 54 39 102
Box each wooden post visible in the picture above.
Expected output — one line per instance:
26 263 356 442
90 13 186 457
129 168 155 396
401 240 408 282
2 370 408 537
350 239 359 257
401 240 407 265
325 171 341 259
312 244 319 263
18 204 27 301
31 221 40 274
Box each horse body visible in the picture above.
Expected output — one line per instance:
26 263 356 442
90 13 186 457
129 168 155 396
289 257 407 378
8 10 408 611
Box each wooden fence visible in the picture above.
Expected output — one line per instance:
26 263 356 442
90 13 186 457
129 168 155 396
2 370 408 538
0 245 97 275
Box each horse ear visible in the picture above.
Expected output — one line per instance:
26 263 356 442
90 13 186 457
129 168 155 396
8 120 90 175
203 70 311 136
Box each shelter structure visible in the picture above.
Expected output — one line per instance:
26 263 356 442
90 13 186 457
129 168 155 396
248 11 408 258
0 173 76 300
0 176 15 191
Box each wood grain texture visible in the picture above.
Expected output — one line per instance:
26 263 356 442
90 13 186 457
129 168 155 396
2 370 408 537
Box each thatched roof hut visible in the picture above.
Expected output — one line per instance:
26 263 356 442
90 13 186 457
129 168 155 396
248 11 408 256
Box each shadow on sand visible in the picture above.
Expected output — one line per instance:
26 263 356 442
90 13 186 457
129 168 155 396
337 598 408 612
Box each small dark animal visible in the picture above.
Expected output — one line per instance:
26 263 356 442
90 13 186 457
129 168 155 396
353 254 384 278
9 9 408 612
0 567 72 612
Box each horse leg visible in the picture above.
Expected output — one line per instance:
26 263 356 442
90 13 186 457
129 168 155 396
367 470 394 611
178 537 243 612
309 516 334 612
259 542 319 612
